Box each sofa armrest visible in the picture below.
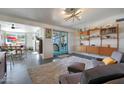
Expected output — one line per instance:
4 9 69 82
59 73 82 84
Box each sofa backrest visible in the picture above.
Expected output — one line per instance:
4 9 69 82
80 63 124 84
111 51 123 63
120 53 124 63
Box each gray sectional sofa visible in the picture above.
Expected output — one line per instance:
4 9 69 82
59 51 124 84
59 63 124 84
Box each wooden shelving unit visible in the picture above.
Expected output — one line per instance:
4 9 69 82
80 31 90 45
89 28 101 46
101 25 119 49
79 24 119 56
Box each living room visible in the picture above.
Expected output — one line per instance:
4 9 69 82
0 8 124 85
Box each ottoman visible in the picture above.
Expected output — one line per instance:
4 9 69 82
68 63 85 73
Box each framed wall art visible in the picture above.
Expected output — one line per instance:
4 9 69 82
45 28 52 39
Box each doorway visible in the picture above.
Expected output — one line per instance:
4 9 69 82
53 31 68 57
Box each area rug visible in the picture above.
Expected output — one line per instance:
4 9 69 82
28 56 94 84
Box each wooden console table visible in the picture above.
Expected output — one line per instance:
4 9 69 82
0 52 6 79
80 45 117 56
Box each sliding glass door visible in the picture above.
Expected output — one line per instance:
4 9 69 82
53 31 68 56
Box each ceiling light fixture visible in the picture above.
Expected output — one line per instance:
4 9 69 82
61 11 66 14
62 8 83 22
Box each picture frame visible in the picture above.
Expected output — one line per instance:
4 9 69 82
45 28 52 38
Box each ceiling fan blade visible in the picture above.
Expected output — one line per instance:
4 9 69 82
64 15 73 21
75 11 82 16
64 17 71 21
75 16 80 20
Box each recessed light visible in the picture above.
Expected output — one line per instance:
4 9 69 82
62 11 66 14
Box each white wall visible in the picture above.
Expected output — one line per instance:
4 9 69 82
26 32 34 49
118 22 124 52
41 28 53 59
0 25 4 46
0 33 3 46
68 32 74 53
73 31 80 52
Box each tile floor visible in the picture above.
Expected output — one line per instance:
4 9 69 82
2 52 51 84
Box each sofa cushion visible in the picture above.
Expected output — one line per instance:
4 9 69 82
68 63 85 73
92 59 105 67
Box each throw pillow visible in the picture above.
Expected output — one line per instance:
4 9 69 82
102 57 117 65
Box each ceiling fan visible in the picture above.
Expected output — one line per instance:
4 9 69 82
11 24 21 29
11 24 15 29
116 18 124 22
63 8 83 21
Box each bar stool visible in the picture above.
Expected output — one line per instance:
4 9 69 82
6 51 14 70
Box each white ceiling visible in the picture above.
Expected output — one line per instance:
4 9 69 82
0 21 40 33
0 8 124 29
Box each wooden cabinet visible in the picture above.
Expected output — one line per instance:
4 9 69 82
80 45 117 56
80 45 87 52
99 47 117 56
87 46 99 54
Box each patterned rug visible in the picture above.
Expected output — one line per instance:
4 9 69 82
28 56 94 84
